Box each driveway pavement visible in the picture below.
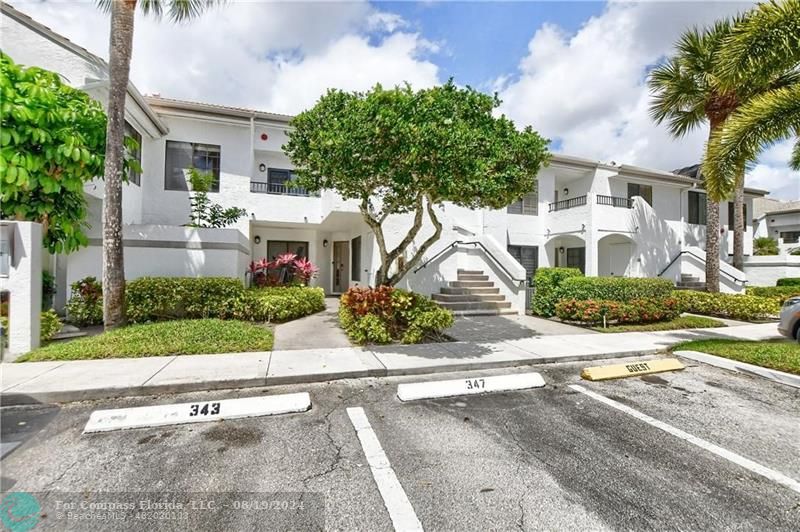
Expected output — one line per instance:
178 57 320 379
2 356 798 530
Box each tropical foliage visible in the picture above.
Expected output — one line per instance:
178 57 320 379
246 254 320 287
285 81 550 286
753 236 780 256
0 52 107 253
187 168 246 228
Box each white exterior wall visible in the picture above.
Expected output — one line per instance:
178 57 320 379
0 222 42 358
743 256 800 286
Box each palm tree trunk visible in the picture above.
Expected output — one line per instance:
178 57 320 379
705 197 720 292
102 0 136 329
732 168 745 271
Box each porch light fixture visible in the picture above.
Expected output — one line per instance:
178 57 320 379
559 246 565 254
563 187 569 196
254 235 261 244
323 239 329 247
258 163 266 172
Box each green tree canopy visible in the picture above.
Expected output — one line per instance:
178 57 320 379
285 81 549 286
0 52 107 253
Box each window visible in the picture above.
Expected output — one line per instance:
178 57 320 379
165 141 220 192
627 183 652 206
124 121 142 186
508 245 538 280
507 190 538 215
727 202 747 230
688 191 707 225
566 247 586 274
351 236 361 282
780 231 800 244
266 241 308 260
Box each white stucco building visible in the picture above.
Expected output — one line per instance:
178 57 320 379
2 3 777 315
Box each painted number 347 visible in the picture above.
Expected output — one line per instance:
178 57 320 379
189 402 221 416
465 378 485 390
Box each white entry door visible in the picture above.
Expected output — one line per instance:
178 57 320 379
609 243 630 277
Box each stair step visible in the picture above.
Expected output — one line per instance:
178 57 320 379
457 269 484 275
452 309 518 316
441 287 501 295
436 301 512 311
676 281 706 288
449 280 494 288
432 293 506 303
457 274 489 281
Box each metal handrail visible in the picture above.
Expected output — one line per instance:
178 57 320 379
412 240 527 285
658 249 747 284
548 195 587 212
596 195 633 208
250 182 318 197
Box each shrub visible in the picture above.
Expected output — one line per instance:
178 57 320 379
127 277 244 322
776 278 800 287
339 286 454 344
65 277 103 326
745 285 800 302
753 237 779 256
791 248 800 256
40 309 62 341
234 286 325 322
555 298 679 325
559 276 673 303
531 267 583 317
672 290 780 321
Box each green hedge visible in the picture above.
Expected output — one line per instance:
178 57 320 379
233 287 325 322
65 277 103 326
776 278 800 287
339 286 453 344
559 277 673 303
555 297 680 325
672 290 780 321
745 285 800 302
531 267 583 317
127 277 244 322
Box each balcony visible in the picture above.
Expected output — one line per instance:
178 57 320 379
548 195 587 212
250 181 317 197
596 194 633 208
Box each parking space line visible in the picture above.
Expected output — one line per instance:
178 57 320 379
569 384 800 495
397 372 545 401
346 407 423 532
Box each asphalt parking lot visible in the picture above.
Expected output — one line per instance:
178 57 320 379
2 355 799 531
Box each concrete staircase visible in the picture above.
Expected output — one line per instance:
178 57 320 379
432 269 517 316
675 273 707 291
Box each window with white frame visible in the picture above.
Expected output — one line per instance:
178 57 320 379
165 141 220 192
507 190 538 215
124 121 142 186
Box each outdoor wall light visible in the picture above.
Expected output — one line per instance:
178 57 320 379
323 239 329 247
254 235 261 244
258 163 266 172
563 187 569 196
558 246 565 254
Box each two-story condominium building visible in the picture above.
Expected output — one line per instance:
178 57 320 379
1 3 769 315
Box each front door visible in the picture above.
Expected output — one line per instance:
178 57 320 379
566 247 586 273
333 241 349 293
609 243 630 277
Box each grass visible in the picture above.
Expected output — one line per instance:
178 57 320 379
18 319 274 362
670 339 800 376
592 315 725 333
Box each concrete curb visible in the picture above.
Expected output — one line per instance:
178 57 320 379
1 348 663 405
674 350 800 390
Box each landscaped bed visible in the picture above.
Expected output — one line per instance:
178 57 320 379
670 339 800 376
17 319 274 362
593 315 724 333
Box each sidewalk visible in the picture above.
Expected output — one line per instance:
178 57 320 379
0 323 780 405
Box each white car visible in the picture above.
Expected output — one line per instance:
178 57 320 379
778 296 800 343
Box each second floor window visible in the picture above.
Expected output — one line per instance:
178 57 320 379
165 141 221 192
627 183 652 206
688 191 707 225
507 190 538 215
727 202 747 229
124 121 142 186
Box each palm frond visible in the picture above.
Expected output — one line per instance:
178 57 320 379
791 138 800 171
648 57 707 136
717 0 800 89
166 0 223 22
704 83 800 196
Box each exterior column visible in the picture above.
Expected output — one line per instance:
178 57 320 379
0 222 42 360
585 227 599 276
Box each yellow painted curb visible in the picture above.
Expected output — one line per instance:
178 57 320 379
581 358 685 381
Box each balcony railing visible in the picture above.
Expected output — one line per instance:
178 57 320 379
596 194 633 208
250 181 317 197
548 195 587 212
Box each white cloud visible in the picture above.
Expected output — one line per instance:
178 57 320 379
7 0 440 114
496 0 799 200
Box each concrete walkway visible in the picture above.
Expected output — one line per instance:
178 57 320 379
0 322 780 405
272 297 351 350
448 314 593 342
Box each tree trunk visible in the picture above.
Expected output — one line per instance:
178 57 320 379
102 0 136 329
705 196 720 293
732 168 745 271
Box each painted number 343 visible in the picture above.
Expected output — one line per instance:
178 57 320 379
465 378 485 390
189 402 221 416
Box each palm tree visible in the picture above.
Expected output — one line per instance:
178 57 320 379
649 21 738 292
97 0 222 329
703 0 800 190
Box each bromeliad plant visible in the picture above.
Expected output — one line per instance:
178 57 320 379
246 254 319 287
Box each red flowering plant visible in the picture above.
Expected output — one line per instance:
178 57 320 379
246 255 318 287
293 257 319 285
